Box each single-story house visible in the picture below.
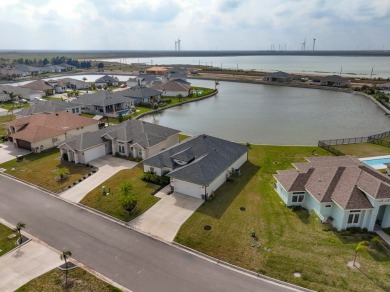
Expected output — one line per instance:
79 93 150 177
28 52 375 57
16 100 82 117
151 80 191 97
56 78 89 91
126 75 162 88
320 75 350 87
145 66 168 75
5 112 98 152
22 80 54 95
143 134 249 199
263 71 293 82
122 86 162 104
0 85 44 101
45 65 66 73
95 75 119 88
58 63 76 71
58 119 180 164
274 155 390 231
76 90 135 116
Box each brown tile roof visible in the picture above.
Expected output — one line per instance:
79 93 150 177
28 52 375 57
22 80 53 92
6 112 97 143
275 155 390 210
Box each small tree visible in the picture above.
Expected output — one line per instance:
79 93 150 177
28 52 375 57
82 77 87 82
56 167 70 180
60 250 72 287
177 93 183 102
353 240 369 266
118 181 138 213
13 222 25 245
118 113 124 123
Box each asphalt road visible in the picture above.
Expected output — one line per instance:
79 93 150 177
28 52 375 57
0 175 301 292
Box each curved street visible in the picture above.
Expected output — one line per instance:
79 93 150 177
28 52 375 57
0 175 300 292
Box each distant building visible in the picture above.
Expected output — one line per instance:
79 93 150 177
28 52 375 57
378 82 390 91
16 100 82 118
121 86 162 104
320 75 350 87
151 80 191 97
146 66 168 75
263 71 293 82
95 75 119 88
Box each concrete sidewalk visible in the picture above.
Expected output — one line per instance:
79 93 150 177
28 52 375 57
60 156 137 203
375 229 390 246
0 240 62 292
130 188 203 242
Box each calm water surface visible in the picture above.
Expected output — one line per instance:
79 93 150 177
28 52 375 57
141 80 390 145
103 55 390 78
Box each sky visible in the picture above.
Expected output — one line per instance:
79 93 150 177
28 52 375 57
1 0 390 51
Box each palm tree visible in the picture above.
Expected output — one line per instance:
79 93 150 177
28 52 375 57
353 240 369 266
60 250 72 287
13 222 25 245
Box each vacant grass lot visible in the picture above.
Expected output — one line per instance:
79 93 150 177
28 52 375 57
0 223 17 256
333 143 390 157
0 148 91 193
175 145 390 292
80 165 160 222
16 267 121 292
0 114 15 123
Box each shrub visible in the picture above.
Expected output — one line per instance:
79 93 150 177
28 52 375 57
55 167 70 180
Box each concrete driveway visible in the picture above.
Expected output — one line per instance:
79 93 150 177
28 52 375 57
0 240 62 292
60 156 137 203
130 187 203 242
0 142 31 164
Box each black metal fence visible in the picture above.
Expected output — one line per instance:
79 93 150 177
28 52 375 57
318 130 390 156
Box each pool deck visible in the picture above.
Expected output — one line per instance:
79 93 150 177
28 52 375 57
359 154 390 169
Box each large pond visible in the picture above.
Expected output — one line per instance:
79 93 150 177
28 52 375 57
141 79 390 145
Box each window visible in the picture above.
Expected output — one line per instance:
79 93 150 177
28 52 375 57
348 211 360 224
150 167 155 173
292 194 304 203
325 205 332 208
118 145 125 153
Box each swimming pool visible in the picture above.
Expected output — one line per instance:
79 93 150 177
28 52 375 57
116 109 129 115
361 157 390 169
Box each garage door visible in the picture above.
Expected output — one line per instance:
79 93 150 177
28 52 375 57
16 139 31 151
84 144 106 163
174 180 203 199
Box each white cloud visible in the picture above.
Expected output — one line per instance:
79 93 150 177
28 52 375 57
0 0 389 50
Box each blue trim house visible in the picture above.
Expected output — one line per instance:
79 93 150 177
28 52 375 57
274 156 390 231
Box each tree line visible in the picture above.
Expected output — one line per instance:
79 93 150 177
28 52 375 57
14 56 92 69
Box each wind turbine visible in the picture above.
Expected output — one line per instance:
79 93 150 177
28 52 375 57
301 37 306 51
177 38 181 51
313 38 316 51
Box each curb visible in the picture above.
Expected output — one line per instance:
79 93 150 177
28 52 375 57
0 237 32 259
172 242 313 292
1 174 309 291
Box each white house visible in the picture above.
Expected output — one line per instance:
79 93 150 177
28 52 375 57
58 119 180 164
274 156 390 231
143 135 249 199
95 75 119 88
0 85 44 101
263 71 293 82
151 80 191 97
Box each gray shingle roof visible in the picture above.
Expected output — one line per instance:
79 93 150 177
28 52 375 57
76 90 134 107
269 71 291 78
0 85 42 98
17 100 81 117
60 119 180 151
321 75 349 82
122 86 162 98
143 135 249 186
95 75 119 83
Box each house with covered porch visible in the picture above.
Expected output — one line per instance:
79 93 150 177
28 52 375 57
58 119 180 164
76 90 134 116
274 156 390 231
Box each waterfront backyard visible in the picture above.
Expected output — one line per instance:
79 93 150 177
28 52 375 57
175 144 390 292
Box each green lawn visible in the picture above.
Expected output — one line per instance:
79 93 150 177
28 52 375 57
0 223 17 256
333 143 390 157
0 148 92 193
16 267 121 292
80 165 160 222
0 114 15 123
175 145 390 292
0 103 29 111
0 125 7 136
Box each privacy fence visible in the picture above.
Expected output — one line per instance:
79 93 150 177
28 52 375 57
318 130 390 156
